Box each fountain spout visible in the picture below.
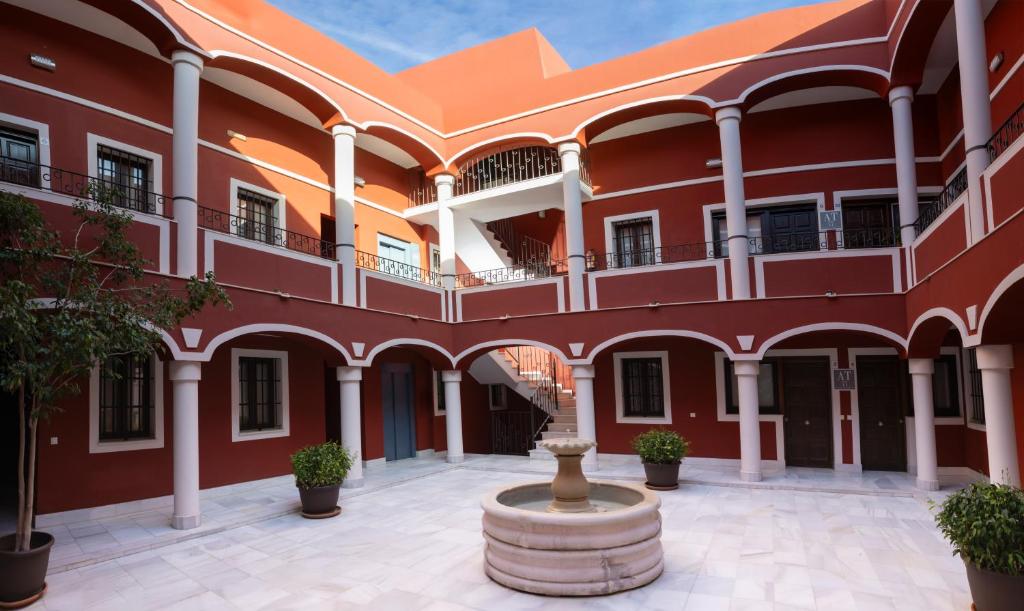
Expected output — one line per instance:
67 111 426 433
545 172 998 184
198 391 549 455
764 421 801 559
536 438 596 513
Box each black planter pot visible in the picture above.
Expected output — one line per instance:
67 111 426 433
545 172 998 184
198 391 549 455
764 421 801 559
643 462 681 490
297 484 341 517
964 560 1024 611
0 531 54 608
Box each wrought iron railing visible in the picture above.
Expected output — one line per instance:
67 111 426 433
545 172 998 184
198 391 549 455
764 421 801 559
490 411 535 456
408 183 437 208
197 205 334 258
0 156 166 216
503 345 575 444
913 168 969 236
988 101 1024 162
485 217 556 271
589 242 716 270
355 250 441 285
454 260 568 288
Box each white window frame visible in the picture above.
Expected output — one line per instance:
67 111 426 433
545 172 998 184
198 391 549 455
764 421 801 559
613 350 672 424
961 347 986 431
231 348 290 442
87 133 164 215
0 112 52 190
229 178 286 233
603 210 661 259
432 370 445 416
377 233 420 266
88 355 164 453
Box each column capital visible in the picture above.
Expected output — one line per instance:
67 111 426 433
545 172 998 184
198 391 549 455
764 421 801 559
441 369 462 383
572 365 595 379
733 360 760 377
908 358 935 376
331 124 357 139
976 344 1014 371
434 173 456 188
557 141 581 157
888 85 914 106
715 106 742 125
337 365 363 382
168 361 202 382
170 50 204 71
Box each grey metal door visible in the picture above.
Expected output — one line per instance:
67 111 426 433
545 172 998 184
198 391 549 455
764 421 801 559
382 364 416 461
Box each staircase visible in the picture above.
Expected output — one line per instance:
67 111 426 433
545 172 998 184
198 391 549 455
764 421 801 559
493 346 578 459
485 219 557 278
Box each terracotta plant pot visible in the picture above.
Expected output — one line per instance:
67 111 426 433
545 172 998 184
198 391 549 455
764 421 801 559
297 484 341 517
642 462 680 490
0 531 54 608
964 560 1024 611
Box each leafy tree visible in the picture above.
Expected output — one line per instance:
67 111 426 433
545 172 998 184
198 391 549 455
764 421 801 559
0 189 230 552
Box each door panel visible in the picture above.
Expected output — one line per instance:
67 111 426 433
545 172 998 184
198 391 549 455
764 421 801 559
381 364 416 461
782 357 833 468
856 355 907 471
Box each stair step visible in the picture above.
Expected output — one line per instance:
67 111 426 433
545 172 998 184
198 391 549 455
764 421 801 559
556 407 576 416
546 422 576 433
552 414 577 424
541 431 576 440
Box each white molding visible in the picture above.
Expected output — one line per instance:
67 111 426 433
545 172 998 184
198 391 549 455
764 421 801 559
725 65 888 108
88 355 164 454
909 191 969 283
0 111 51 188
907 307 970 348
356 195 405 219
230 348 290 442
982 124 1024 234
601 209 661 256
200 323 352 363
990 51 1024 102
454 276 565 322
229 177 286 232
712 352 786 468
753 247 902 298
452 339 570 368
585 330 737 363
978 261 1024 339
754 323 907 359
203 139 332 192
86 132 164 215
361 337 456 368
612 351 672 425
586 258 726 310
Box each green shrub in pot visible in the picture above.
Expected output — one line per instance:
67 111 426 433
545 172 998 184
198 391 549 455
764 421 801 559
631 429 689 490
291 442 354 516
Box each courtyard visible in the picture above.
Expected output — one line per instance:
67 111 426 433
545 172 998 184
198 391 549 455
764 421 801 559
33 457 972 610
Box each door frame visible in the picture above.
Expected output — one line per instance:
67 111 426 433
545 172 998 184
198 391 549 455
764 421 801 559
381 363 417 461
848 347 902 472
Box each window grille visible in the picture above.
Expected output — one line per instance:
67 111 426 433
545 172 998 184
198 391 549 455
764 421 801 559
96 144 153 212
435 371 446 412
237 188 277 244
612 218 655 268
932 355 961 418
620 357 664 418
965 348 985 424
99 354 154 440
238 357 281 431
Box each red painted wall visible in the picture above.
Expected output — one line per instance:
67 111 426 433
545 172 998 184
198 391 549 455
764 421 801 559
762 253 896 297
592 265 720 308
362 274 444 319
912 207 968 280
458 282 562 320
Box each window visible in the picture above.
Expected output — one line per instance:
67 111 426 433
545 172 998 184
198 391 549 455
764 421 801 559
433 370 446 415
237 188 278 244
89 354 164 453
932 354 961 419
723 360 779 415
0 127 39 187
713 204 818 257
841 200 899 249
376 234 421 279
231 348 290 441
96 144 154 212
613 351 671 423
965 348 985 425
612 217 655 267
489 384 508 410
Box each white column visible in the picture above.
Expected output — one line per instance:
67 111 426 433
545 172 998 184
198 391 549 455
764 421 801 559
715 107 751 300
976 345 1020 487
558 142 586 312
442 370 464 463
336 366 364 488
436 174 456 291
954 0 994 243
571 365 597 467
169 361 202 529
332 125 357 306
734 361 762 482
171 51 203 278
909 358 940 491
889 87 920 247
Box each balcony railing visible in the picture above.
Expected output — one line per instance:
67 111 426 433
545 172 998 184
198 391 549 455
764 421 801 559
589 242 716 271
455 260 567 288
988 101 1024 162
197 205 334 258
407 145 592 207
0 156 166 216
355 250 441 285
913 168 969 236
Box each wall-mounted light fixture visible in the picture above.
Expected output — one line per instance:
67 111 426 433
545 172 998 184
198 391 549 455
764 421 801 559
990 52 1004 72
705 158 723 169
825 290 837 299
29 54 56 72
227 129 247 141
538 210 546 219
354 176 366 188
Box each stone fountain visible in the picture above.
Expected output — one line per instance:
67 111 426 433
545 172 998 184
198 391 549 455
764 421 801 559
480 438 664 596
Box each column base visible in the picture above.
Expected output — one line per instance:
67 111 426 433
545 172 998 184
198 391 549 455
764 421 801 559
740 470 762 483
172 514 201 530
446 455 465 464
342 478 364 489
916 478 940 491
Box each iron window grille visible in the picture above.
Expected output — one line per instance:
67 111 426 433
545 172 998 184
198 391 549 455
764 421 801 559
435 371 446 412
236 188 278 244
932 354 961 419
965 348 985 424
238 356 282 431
620 357 665 418
98 354 155 441
95 144 154 212
723 360 780 415
612 217 655 268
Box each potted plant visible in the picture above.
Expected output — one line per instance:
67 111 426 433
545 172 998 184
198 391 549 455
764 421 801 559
0 191 228 607
631 428 689 490
933 481 1024 611
291 441 354 518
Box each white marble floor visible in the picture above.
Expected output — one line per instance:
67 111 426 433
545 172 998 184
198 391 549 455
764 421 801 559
34 461 971 610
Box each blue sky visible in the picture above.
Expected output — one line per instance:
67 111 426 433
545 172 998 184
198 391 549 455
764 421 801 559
266 0 833 73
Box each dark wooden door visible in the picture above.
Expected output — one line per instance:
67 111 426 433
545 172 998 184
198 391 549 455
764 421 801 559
842 201 897 248
319 214 336 259
766 206 818 253
856 355 907 471
782 357 833 468
381 363 416 461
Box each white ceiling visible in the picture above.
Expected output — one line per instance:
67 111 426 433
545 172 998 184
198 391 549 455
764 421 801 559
355 133 419 169
589 113 709 144
918 8 959 95
749 86 879 113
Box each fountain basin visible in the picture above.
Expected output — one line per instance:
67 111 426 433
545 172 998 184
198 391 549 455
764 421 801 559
481 481 664 596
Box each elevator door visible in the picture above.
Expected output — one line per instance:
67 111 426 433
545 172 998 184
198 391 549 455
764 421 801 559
381 364 416 461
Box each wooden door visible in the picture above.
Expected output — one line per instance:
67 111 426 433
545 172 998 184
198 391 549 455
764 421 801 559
767 206 818 253
856 355 907 471
842 201 897 248
782 357 833 468
381 364 416 461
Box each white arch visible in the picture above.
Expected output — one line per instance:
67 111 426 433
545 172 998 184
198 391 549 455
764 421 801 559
126 0 211 59
719 65 890 109
569 94 715 139
978 261 1024 340
888 0 927 74
362 338 456 367
198 323 353 362
585 330 737 363
907 307 970 348
453 339 573 367
444 132 558 168
754 322 907 359
358 120 445 168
